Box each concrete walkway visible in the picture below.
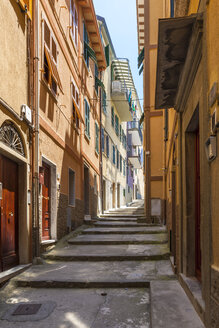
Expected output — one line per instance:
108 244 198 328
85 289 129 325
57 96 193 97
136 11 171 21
0 202 205 327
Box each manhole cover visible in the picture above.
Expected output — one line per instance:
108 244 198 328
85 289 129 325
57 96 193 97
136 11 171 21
12 304 42 316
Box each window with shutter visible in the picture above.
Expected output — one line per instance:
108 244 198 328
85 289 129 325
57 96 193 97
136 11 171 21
115 115 119 136
120 155 122 173
43 19 62 95
17 0 32 19
101 128 105 153
117 150 119 169
123 159 126 176
111 107 114 127
84 99 90 138
70 0 78 48
106 135 109 158
102 89 107 113
83 23 89 67
71 80 80 129
112 145 116 164
95 122 99 154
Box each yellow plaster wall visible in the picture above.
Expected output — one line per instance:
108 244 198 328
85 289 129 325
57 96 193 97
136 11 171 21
207 0 219 266
0 0 28 114
149 0 164 45
188 0 200 14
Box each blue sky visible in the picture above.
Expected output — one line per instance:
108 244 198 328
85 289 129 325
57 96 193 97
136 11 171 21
93 0 143 109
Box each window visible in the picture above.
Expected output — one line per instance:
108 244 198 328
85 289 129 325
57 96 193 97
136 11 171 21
43 19 62 95
123 188 126 197
101 127 105 153
117 149 119 169
112 145 116 164
70 0 78 47
120 155 122 173
71 80 80 129
102 89 107 114
115 115 119 136
84 99 90 138
83 23 89 67
106 135 109 158
69 169 75 206
120 125 122 142
95 64 99 94
95 122 99 153
111 107 114 127
123 159 126 176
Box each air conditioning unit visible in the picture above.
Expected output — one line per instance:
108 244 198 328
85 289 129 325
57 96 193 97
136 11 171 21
211 107 219 134
21 104 32 124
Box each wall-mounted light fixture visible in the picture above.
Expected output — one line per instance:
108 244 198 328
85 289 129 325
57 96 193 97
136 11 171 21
205 136 217 162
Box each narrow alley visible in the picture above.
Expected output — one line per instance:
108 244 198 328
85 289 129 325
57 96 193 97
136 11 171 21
0 202 203 327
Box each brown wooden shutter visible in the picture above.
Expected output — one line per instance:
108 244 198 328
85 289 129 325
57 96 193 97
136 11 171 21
52 38 57 62
44 21 50 49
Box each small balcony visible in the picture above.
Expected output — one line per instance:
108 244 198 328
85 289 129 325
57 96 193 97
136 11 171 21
127 121 143 146
111 80 133 122
127 146 142 169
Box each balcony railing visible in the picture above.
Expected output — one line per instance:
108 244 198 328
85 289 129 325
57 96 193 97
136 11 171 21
127 121 143 146
111 80 133 122
127 146 142 169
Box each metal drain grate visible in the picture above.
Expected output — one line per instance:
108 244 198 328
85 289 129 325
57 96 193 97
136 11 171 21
12 304 42 316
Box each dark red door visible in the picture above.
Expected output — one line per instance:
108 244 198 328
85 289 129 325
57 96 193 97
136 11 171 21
195 130 201 281
0 155 19 271
42 163 51 240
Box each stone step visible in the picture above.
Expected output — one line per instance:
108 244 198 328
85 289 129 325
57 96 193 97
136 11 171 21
42 244 170 262
94 221 149 228
97 217 138 222
12 260 175 289
68 233 168 245
82 226 167 235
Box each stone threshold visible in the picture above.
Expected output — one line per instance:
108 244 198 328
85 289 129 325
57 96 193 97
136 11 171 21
179 273 205 323
0 264 32 285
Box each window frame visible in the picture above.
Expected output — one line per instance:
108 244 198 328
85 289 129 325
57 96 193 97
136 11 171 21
111 106 114 127
95 121 100 154
71 79 80 129
70 0 78 49
42 17 62 96
83 22 89 68
84 99 90 138
112 145 116 165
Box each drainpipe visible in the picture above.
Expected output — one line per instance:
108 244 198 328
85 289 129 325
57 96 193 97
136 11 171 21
99 72 104 215
33 0 40 260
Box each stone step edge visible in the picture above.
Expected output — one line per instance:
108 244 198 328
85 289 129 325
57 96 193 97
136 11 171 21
82 230 167 235
13 276 176 289
42 254 170 261
67 240 168 246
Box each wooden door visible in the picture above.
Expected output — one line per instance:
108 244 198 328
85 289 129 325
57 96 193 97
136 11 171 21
195 130 201 280
0 155 19 271
117 183 120 208
112 183 115 208
171 170 176 265
84 166 89 215
42 163 51 240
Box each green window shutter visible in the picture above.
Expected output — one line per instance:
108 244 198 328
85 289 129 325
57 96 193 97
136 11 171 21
111 107 114 127
138 47 144 68
105 44 110 67
102 89 107 113
83 23 89 67
84 41 97 64
120 125 122 141
115 115 119 136
95 122 99 153
85 100 90 137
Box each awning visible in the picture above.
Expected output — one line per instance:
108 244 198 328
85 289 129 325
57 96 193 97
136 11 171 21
155 15 197 109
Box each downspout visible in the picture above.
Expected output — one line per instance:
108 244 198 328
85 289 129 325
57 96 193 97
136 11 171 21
99 71 104 215
33 0 40 260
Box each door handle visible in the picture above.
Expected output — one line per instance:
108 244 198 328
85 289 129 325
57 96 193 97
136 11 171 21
9 212 14 217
